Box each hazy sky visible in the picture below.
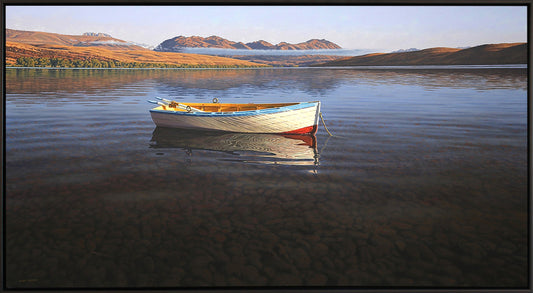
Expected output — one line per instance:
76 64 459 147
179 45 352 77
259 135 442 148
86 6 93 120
5 5 527 52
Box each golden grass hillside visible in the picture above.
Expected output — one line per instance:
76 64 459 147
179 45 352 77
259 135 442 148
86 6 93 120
6 41 266 67
6 28 146 50
315 43 527 66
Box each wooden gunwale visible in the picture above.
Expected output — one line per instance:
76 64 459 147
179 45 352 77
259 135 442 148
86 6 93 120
157 102 300 112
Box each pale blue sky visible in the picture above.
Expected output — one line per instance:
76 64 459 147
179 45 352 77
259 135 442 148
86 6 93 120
5 5 527 52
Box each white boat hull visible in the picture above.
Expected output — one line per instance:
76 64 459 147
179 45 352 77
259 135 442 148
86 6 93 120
150 101 321 134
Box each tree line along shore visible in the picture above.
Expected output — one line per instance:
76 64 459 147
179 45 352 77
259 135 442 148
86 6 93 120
10 57 270 69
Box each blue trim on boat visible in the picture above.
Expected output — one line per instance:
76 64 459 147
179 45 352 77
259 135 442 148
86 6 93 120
150 101 318 117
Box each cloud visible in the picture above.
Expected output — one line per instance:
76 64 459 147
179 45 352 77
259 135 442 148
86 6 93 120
6 5 528 52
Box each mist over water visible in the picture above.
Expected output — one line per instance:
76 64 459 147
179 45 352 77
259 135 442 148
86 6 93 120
5 67 528 288
173 48 373 56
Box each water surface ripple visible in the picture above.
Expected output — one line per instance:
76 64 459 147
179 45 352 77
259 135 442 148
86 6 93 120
5 67 528 288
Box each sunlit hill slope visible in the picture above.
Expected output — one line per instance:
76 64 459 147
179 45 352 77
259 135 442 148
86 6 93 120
6 29 147 50
315 43 527 66
5 29 266 67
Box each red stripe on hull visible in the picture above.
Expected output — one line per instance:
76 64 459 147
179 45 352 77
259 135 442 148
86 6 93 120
281 134 317 147
281 125 318 135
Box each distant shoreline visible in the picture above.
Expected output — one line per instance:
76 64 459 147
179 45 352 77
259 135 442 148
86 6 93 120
6 64 527 70
312 43 527 67
312 64 528 69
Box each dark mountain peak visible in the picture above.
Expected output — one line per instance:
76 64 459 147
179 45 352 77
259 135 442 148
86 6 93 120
206 35 224 40
246 40 275 49
299 39 341 49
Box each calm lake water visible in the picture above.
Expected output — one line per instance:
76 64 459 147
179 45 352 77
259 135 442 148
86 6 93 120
4 66 528 289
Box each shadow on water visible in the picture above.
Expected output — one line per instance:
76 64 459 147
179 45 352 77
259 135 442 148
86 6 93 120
150 127 320 169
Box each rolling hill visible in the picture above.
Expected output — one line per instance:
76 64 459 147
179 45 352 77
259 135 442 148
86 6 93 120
6 29 526 67
5 41 266 67
5 29 267 68
6 29 148 50
314 43 527 66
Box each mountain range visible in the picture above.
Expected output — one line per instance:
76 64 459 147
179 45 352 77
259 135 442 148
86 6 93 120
154 35 342 51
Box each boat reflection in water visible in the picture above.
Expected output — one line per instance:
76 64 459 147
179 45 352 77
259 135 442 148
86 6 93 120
150 127 319 171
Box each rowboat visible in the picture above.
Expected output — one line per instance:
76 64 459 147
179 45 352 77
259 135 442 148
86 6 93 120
148 98 321 134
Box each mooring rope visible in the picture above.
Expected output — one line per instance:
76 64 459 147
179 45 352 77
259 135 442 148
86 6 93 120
319 112 335 137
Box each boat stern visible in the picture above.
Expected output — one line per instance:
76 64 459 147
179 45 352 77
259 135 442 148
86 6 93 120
281 101 321 135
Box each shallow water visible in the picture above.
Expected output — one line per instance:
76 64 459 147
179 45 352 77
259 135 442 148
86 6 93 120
4 67 528 288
